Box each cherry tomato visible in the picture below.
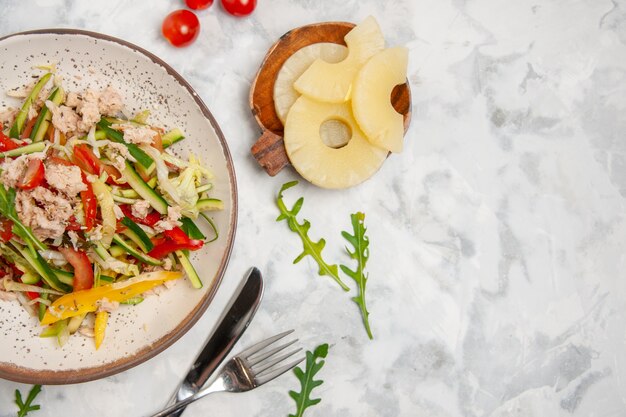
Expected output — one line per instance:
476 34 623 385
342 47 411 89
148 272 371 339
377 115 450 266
221 0 256 16
162 10 200 47
16 159 45 190
185 0 214 10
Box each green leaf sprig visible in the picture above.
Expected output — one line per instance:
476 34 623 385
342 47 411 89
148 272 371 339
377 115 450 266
15 384 42 417
340 212 373 339
0 184 47 253
276 181 349 291
289 344 329 417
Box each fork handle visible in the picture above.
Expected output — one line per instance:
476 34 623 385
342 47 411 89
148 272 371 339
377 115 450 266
150 380 225 417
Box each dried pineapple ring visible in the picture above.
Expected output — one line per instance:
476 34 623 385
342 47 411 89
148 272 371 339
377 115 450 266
274 43 348 125
284 96 387 189
352 47 408 153
294 16 385 103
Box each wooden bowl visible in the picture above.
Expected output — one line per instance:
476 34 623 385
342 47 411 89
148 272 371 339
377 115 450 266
249 21 412 176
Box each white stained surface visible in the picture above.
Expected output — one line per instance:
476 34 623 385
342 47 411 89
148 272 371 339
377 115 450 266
1 0 626 416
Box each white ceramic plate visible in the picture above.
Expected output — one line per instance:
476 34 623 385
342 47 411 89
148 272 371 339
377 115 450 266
0 29 237 384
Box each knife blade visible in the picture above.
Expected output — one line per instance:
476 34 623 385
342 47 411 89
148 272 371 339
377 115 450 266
165 267 264 416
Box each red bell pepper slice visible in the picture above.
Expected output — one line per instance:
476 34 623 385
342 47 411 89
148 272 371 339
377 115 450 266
16 159 45 190
163 227 191 244
0 130 19 152
58 247 94 291
147 239 203 259
0 218 13 242
119 204 161 226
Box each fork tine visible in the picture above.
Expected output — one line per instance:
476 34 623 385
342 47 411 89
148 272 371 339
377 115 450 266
238 329 294 359
247 338 298 367
255 356 305 385
253 347 302 375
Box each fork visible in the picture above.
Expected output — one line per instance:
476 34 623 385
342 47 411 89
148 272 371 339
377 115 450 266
149 330 303 417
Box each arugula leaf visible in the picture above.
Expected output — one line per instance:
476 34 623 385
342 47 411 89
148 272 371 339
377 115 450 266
0 184 47 252
276 181 348 291
15 384 42 417
340 212 373 339
289 344 328 417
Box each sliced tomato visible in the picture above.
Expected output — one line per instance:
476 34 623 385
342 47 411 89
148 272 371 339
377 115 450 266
148 239 204 259
16 159 45 190
58 247 94 291
0 218 13 242
48 155 74 166
81 176 97 231
119 204 161 226
20 117 37 139
72 144 102 175
0 130 19 152
65 216 82 232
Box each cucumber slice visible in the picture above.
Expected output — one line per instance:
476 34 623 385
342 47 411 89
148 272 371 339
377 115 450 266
0 142 46 158
52 269 74 286
122 162 168 215
38 292 48 322
162 128 185 148
9 73 52 138
196 198 223 212
20 271 39 285
175 250 202 289
97 119 154 170
67 313 86 334
112 234 162 266
180 217 205 240
31 86 64 142
120 296 144 305
121 216 153 252
108 245 125 258
14 244 71 292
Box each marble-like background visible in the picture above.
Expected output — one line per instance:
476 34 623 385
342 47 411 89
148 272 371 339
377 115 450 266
1 0 626 415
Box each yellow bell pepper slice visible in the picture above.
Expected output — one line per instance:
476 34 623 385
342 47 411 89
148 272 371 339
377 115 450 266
94 311 108 350
41 271 182 325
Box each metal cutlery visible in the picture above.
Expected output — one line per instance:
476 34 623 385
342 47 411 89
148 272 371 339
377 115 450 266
150 330 304 417
165 267 264 416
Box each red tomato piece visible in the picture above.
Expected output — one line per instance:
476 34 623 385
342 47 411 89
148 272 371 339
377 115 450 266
16 159 45 190
72 144 102 175
21 118 37 139
65 216 82 232
162 10 200 48
58 247 94 291
185 0 214 9
119 204 161 226
148 239 204 259
221 0 256 16
0 131 19 152
81 177 97 232
0 218 13 242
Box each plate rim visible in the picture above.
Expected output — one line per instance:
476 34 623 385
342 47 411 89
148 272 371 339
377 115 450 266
0 28 238 384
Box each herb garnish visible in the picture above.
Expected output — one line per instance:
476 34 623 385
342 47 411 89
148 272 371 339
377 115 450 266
341 212 373 339
288 344 328 417
276 181 348 291
15 384 42 417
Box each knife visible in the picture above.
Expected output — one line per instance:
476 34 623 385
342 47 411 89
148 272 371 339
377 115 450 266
165 267 264 416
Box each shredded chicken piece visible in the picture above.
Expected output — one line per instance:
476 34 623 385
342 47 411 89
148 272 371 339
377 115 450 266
15 187 73 240
78 326 94 338
0 107 17 127
0 289 17 301
98 86 123 116
131 200 151 219
154 206 182 233
88 225 104 242
96 297 119 313
45 163 86 196
105 142 131 173
113 204 124 219
65 92 81 108
67 230 80 250
122 126 156 145
46 100 80 134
